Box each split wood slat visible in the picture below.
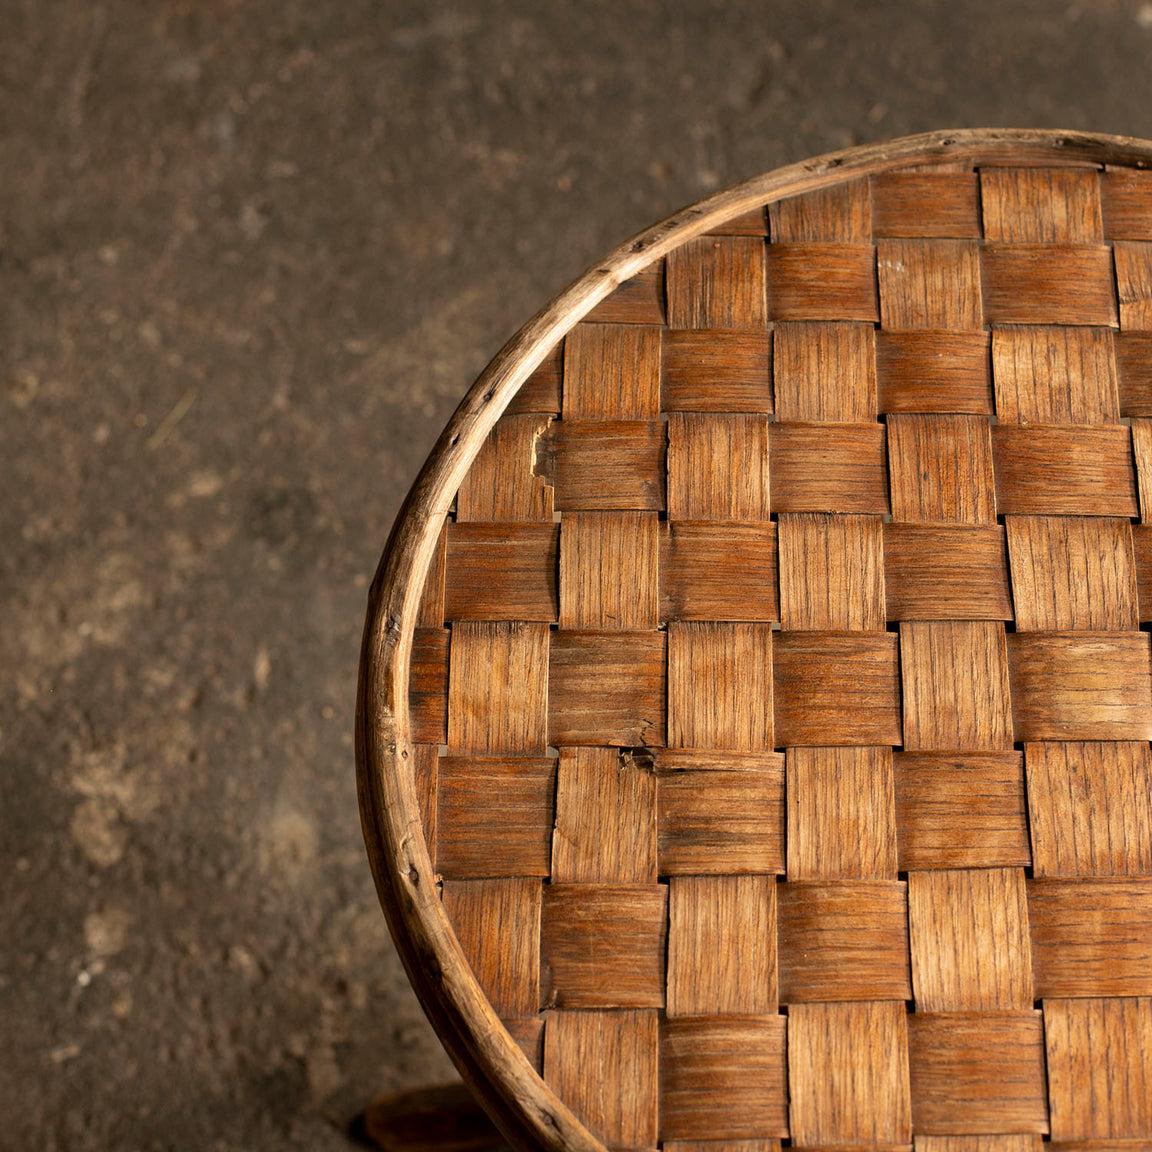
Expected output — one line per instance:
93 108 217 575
907 1011 1049 1134
544 1010 659 1148
887 414 997 525
662 329 772 413
1007 631 1152 742
364 135 1152 1152
547 629 666 747
660 1017 789 1142
656 759 785 875
883 523 1013 621
661 521 778 622
768 422 889 513
768 178 872 242
981 244 1118 326
894 752 1032 872
876 331 993 413
558 511 659 630
877 239 983 331
666 875 777 1016
455 413 554 522
907 868 1034 1012
435 756 555 878
551 746 657 884
562 322 661 419
900 620 1013 751
666 236 768 331
446 621 549 754
777 513 885 630
980 168 1103 243
776 879 911 1002
667 622 773 751
787 1001 912 1146
992 424 1138 517
540 883 668 1010
1028 877 1152 998
1025 740 1152 878
1043 997 1152 1140
772 321 877 422
786 746 898 880
871 170 982 238
444 521 559 622
766 243 879 321
991 326 1119 425
1004 515 1138 632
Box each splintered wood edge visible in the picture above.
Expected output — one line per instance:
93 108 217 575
355 129 1152 1152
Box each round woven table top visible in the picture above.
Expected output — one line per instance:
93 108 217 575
357 130 1152 1151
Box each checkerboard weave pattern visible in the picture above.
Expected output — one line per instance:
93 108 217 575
409 162 1152 1148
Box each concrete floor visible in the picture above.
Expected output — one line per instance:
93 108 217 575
4 1 1152 1147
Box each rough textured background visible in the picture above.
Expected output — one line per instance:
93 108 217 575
4 2 1152 1148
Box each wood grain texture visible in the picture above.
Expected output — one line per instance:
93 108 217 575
981 168 1103 242
992 424 1138 517
908 868 1034 1011
551 746 656 884
1028 877 1152 998
656 760 785 875
412 743 439 852
586 262 666 324
876 331 993 414
416 520 447 627
544 1010 659 1148
766 244 879 321
1043 997 1152 1140
900 621 1013 752
1135 522 1152 619
441 879 542 1017
774 631 902 746
540 883 667 1009
447 622 549 754
666 412 770 521
871 171 981 238
786 745 898 880
660 1017 789 1142
991 326 1119 424
667 621 773 751
549 418 666 511
777 880 912 1002
444 522 559 622
787 1002 912 1146
662 329 772 413
456 413 554 522
505 339 562 415
769 178 872 241
558 511 659 630
1133 417 1152 522
1118 330 1152 415
1025 740 1152 878
666 875 777 1016
661 521 778 622
914 1138 1041 1152
562 322 661 419
1005 516 1138 632
883 523 1012 621
667 236 768 331
887 414 997 525
772 321 876 422
981 243 1118 326
1102 167 1152 238
409 626 449 743
769 422 889 513
777 513 885 631
877 239 983 330
907 1011 1049 1135
1007 631 1152 742
436 756 555 878
895 752 1031 872
1115 241 1152 330
547 629 666 747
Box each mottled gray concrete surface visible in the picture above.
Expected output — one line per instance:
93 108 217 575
3 2 1152 1148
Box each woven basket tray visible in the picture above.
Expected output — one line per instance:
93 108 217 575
357 129 1152 1151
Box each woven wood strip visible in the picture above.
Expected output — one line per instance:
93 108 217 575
386 146 1152 1150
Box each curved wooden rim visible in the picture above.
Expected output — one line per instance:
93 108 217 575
356 128 1152 1151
